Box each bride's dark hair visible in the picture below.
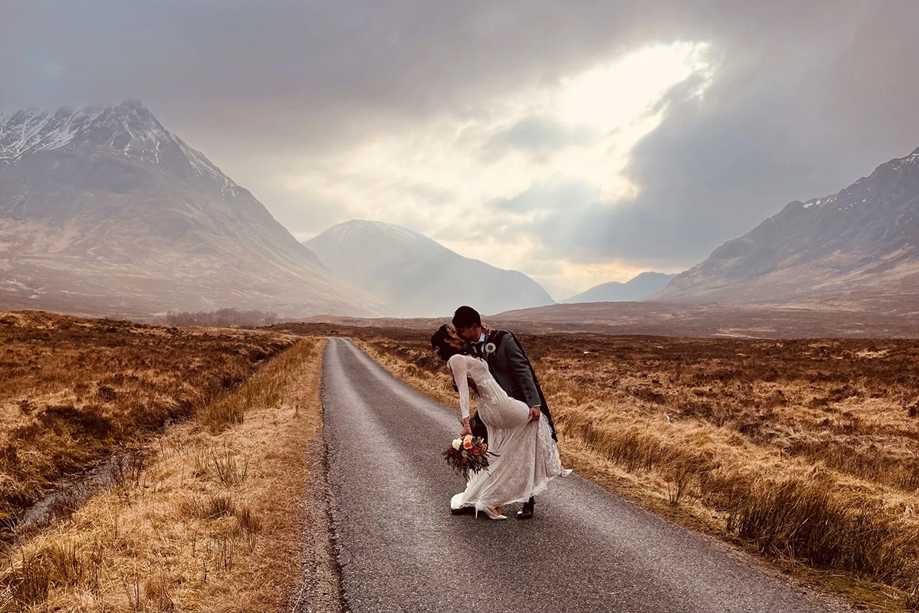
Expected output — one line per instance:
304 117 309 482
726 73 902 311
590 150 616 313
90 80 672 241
431 324 462 362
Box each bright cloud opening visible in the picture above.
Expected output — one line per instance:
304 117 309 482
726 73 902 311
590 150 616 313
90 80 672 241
285 41 715 293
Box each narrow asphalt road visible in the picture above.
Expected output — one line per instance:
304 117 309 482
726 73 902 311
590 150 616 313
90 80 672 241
322 338 842 613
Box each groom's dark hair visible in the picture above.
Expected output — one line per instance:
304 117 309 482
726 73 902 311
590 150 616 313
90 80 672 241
452 306 481 329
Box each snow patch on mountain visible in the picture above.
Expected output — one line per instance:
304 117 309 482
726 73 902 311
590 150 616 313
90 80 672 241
320 219 436 246
174 135 240 197
658 144 919 305
0 101 380 318
0 101 241 197
801 148 919 211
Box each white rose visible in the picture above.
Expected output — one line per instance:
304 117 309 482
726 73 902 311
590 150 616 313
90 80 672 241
452 438 462 450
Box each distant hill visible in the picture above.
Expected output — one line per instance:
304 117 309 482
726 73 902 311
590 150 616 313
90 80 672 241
540 282 578 302
304 220 554 317
0 101 380 318
563 272 676 303
657 147 919 307
291 298 919 339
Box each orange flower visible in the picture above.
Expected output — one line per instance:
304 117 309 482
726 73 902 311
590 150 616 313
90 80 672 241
462 435 473 449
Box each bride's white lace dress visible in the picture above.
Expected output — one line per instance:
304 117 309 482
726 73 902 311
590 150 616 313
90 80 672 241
448 353 565 514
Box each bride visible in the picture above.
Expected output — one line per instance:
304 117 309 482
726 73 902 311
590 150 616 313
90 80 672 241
431 324 569 520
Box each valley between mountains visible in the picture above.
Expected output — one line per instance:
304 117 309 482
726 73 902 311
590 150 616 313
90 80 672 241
6 102 919 328
0 102 556 320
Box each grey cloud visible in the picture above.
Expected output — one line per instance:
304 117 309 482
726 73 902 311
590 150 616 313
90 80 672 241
3 1 918 269
519 1 919 269
485 117 597 161
491 178 599 213
0 1 655 154
0 1 670 237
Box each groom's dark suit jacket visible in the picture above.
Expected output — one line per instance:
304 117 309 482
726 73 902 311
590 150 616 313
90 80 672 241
467 329 557 443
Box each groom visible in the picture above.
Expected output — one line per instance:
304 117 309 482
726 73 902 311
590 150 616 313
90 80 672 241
452 305 556 520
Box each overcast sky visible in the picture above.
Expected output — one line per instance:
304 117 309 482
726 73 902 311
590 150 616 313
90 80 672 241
3 1 919 295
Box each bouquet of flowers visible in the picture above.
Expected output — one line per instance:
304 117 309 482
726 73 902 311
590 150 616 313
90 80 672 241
443 434 493 481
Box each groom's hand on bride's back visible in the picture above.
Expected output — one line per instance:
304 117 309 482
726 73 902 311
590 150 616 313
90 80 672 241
528 407 541 421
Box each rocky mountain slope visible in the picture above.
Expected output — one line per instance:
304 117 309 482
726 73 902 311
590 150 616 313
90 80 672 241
564 272 676 303
0 101 380 318
657 147 919 308
304 220 554 317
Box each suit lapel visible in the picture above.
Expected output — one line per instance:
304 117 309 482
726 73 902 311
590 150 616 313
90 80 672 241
482 330 496 367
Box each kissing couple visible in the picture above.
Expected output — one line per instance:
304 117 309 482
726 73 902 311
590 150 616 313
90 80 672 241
431 306 571 520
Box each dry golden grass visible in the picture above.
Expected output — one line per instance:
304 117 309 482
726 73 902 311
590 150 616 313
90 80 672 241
0 310 295 530
284 323 919 612
0 336 326 612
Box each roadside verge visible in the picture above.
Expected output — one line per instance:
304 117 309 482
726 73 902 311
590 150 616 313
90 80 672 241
2 337 339 612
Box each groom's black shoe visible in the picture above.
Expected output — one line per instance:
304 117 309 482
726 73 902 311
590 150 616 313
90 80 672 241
451 506 475 516
516 497 535 520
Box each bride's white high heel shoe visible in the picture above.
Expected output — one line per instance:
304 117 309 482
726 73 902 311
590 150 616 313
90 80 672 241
481 506 507 520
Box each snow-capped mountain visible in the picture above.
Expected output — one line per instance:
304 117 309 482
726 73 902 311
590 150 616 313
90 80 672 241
657 147 919 308
0 101 380 318
563 272 677 304
304 220 554 317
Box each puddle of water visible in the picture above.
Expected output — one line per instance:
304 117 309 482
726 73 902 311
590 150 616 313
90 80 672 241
19 450 147 528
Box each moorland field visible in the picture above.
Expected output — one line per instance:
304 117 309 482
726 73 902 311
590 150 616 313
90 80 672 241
0 311 333 612
4 310 919 611
277 322 919 611
0 311 294 528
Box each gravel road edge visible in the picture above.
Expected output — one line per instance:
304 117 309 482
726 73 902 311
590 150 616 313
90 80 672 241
289 368 346 613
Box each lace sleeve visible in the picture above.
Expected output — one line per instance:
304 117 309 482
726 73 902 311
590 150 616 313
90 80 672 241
448 355 470 420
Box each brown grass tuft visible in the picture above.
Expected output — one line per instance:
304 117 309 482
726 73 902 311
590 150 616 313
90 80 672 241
181 493 237 520
237 504 262 536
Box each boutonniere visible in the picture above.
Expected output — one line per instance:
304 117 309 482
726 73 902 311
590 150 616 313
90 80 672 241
484 342 496 355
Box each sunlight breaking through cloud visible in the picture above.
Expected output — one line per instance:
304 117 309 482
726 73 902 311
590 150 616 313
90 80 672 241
284 41 714 292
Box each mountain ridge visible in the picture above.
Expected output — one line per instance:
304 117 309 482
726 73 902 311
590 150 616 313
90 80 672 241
0 101 378 318
564 271 677 303
304 219 554 317
655 146 919 306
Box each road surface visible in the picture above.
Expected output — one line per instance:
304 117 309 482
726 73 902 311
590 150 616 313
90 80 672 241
321 338 842 613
